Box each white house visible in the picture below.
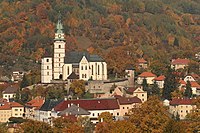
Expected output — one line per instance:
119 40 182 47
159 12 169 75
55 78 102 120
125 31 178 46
41 14 107 83
137 72 157 85
153 75 165 89
2 86 18 101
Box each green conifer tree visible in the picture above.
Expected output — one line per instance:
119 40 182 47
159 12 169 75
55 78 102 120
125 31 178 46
184 81 192 98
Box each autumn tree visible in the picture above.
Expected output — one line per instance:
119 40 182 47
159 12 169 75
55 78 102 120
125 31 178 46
0 123 8 133
98 112 113 123
70 80 86 97
77 116 94 133
129 96 171 132
184 81 192 98
15 120 53 133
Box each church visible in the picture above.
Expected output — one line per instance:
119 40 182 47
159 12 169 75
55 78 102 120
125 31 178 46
41 17 107 83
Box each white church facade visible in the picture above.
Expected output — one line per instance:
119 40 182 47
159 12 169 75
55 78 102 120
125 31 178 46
41 16 107 83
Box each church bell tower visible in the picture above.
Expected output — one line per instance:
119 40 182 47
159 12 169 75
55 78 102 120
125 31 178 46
53 13 66 80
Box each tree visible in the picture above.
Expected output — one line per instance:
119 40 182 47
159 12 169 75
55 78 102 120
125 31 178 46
98 112 113 123
0 123 8 133
77 116 94 133
184 81 192 98
15 120 53 133
129 96 171 132
20 74 29 88
151 81 160 96
162 67 179 100
141 78 148 92
70 80 86 97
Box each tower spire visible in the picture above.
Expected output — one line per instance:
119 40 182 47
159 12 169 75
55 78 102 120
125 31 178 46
55 11 65 41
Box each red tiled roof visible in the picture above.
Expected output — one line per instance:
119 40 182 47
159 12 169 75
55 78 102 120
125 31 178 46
10 102 23 107
0 102 23 110
0 103 11 110
114 95 142 105
138 58 147 63
125 87 137 94
171 58 190 65
26 98 44 108
138 72 156 77
190 81 200 88
179 79 186 85
190 74 200 80
170 98 194 105
154 75 165 81
54 98 119 111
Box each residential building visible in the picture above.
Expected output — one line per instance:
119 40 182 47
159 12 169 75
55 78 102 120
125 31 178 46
125 87 147 102
137 58 148 69
2 86 18 101
41 14 107 83
114 95 142 116
53 98 120 124
153 75 165 89
169 98 196 120
171 58 190 70
184 74 200 83
25 97 45 120
0 102 24 123
12 70 25 83
137 72 157 85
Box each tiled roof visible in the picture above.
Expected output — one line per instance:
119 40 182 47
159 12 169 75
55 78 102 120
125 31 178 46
171 58 190 65
54 98 119 111
153 75 165 81
138 72 156 77
114 95 142 105
170 98 195 105
40 99 62 111
124 87 137 94
190 81 200 88
179 79 186 85
0 102 23 110
138 58 147 63
26 98 44 108
58 104 90 116
3 86 18 94
64 51 104 63
190 74 200 80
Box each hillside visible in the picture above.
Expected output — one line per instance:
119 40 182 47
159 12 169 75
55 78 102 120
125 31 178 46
0 0 199 78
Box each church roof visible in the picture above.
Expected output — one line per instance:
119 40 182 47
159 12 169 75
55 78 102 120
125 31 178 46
64 51 104 63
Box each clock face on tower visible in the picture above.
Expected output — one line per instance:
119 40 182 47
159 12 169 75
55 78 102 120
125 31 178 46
58 34 61 38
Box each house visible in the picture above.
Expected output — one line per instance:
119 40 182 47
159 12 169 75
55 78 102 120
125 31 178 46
169 98 196 120
171 58 190 70
25 97 45 120
125 87 147 102
153 75 165 89
190 81 200 96
179 79 186 91
41 14 107 83
2 86 18 100
38 99 62 123
53 98 120 124
114 95 142 116
111 86 124 97
137 58 148 69
184 74 200 83
12 70 25 83
0 102 24 123
137 72 157 85
0 98 7 106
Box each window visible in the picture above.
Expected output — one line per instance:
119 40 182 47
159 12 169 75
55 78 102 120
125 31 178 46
59 45 61 48
82 74 84 78
47 66 49 69
98 65 100 75
91 65 93 75
85 74 87 78
20 109 22 111
85 66 87 70
81 66 83 70
15 109 18 111
127 107 129 109
47 72 49 75
59 58 60 62
142 94 144 96
117 113 119 116
46 59 49 62
93 113 94 116
123 107 124 109
98 113 99 116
